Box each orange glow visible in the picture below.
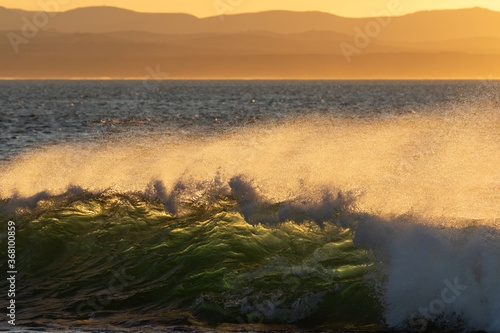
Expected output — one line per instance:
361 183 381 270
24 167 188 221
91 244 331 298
2 0 500 17
2 114 499 221
1 2 500 79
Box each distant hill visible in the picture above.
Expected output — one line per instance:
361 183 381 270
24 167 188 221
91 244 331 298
1 6 500 79
0 30 405 57
1 6 500 42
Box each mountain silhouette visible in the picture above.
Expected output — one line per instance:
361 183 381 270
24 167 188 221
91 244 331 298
1 6 500 41
1 6 499 79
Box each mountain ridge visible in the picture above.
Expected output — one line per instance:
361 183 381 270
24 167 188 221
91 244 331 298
1 6 500 42
1 5 498 18
1 6 500 79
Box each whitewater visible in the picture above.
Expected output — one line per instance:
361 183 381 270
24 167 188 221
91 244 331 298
0 80 499 332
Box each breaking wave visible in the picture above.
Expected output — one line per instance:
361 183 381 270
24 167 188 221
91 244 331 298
1 114 499 331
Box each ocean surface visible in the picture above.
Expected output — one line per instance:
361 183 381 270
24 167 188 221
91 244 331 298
0 80 499 332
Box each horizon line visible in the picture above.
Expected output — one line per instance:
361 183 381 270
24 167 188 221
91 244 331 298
1 5 498 20
1 78 499 81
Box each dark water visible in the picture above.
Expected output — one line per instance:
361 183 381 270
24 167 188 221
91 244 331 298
0 80 499 332
0 80 498 160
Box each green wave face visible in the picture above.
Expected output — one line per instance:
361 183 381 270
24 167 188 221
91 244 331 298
1 191 381 330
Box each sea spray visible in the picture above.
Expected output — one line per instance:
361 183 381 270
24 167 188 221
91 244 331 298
1 92 499 331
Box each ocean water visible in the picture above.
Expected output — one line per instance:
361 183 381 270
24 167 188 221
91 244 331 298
0 80 499 332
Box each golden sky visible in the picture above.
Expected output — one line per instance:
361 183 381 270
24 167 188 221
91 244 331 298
2 0 500 17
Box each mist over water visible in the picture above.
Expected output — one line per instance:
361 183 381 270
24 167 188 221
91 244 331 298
2 108 498 220
0 80 499 331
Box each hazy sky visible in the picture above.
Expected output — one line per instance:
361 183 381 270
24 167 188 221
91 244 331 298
2 0 500 17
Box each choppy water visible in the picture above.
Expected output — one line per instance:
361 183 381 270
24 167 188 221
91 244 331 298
0 80 499 332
